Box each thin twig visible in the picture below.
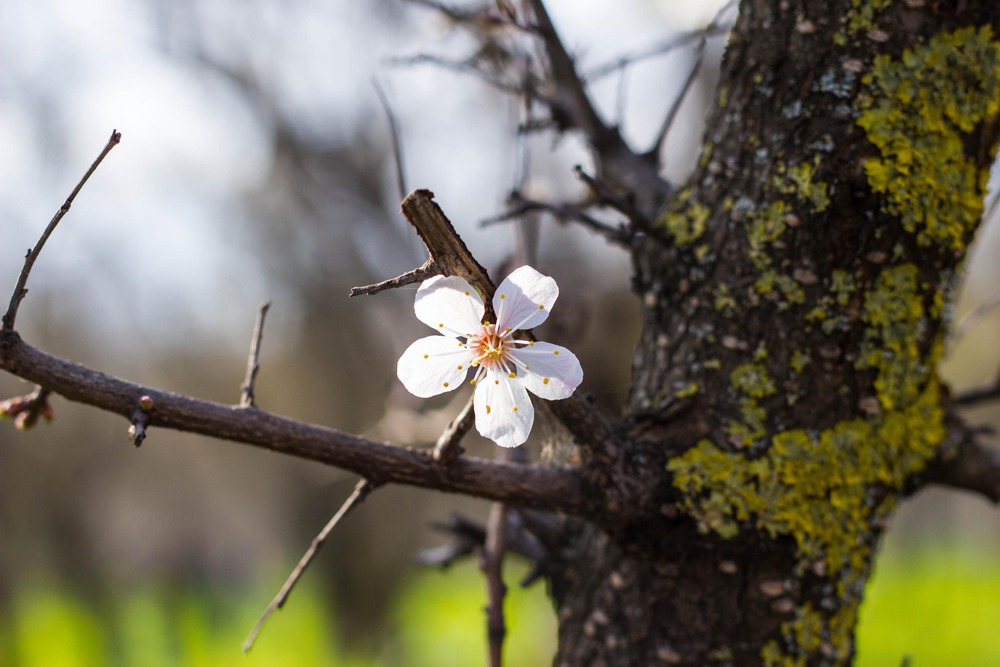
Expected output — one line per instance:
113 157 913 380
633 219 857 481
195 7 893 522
434 395 476 463
3 130 122 332
373 77 408 203
243 479 376 652
240 301 271 408
482 192 632 245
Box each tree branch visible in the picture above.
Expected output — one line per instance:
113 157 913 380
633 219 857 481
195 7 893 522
244 478 376 652
921 418 1000 503
3 130 122 333
0 331 592 515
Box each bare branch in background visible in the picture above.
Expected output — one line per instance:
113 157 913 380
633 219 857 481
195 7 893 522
924 420 1000 504
482 191 632 246
482 500 509 667
3 130 122 333
240 301 271 408
954 374 1000 408
583 0 736 83
244 479 376 652
647 44 707 163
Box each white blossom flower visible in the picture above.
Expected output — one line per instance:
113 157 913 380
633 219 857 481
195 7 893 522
397 265 583 448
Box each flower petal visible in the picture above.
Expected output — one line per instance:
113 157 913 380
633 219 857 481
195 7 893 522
513 341 583 400
415 275 485 336
397 335 474 398
474 371 534 448
493 265 558 332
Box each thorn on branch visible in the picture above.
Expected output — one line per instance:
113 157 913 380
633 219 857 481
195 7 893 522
0 386 54 431
240 301 272 408
128 394 154 447
243 478 376 653
2 130 122 333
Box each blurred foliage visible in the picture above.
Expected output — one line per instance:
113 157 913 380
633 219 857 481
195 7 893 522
1 549 998 666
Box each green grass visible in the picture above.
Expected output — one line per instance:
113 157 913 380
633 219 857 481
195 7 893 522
1 552 996 666
856 548 1000 667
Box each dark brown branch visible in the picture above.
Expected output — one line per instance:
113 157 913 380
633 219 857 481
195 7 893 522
482 501 508 667
244 479 375 652
0 331 592 516
350 264 435 297
481 192 632 246
954 376 1000 407
923 424 1000 503
526 0 614 147
433 395 475 463
240 301 271 408
3 130 122 333
351 190 495 302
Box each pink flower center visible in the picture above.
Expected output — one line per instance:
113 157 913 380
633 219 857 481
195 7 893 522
469 324 509 371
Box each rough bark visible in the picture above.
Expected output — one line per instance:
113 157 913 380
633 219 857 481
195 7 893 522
548 1 1000 665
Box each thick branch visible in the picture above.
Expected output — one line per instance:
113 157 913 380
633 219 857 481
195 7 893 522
0 331 591 515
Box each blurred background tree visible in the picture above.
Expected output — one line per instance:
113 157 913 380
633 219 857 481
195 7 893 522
1 0 999 665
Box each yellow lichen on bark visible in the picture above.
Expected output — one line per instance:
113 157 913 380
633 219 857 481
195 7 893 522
857 26 1000 249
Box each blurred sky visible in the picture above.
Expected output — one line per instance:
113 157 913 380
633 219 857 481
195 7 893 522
0 0 733 351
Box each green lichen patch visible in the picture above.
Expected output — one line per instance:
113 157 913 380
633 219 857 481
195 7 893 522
857 25 1000 249
773 161 830 213
660 189 710 245
857 264 928 411
670 257 949 664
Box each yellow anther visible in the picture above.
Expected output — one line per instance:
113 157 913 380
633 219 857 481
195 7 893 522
512 406 518 411
538 304 544 310
457 365 463 370
525 364 531 370
443 382 449 387
471 379 477 386
554 350 559 355
508 372 516 378
486 405 491 414
529 341 534 346
465 291 470 295
494 380 499 385
543 378 550 385
438 323 444 328
500 293 506 299
423 354 429 359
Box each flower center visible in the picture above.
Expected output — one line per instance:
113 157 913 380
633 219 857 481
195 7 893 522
470 324 508 370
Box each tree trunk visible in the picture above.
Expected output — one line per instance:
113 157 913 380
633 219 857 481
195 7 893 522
548 1 1000 664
